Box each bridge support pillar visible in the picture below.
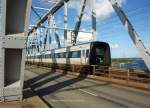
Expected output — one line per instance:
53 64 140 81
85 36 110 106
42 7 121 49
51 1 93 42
0 0 31 102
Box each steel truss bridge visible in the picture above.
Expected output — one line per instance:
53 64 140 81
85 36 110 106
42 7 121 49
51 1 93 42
27 0 150 70
0 0 150 103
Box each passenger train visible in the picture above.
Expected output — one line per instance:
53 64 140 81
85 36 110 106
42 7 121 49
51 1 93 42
27 41 111 66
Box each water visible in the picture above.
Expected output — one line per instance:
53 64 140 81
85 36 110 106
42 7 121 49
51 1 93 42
113 58 148 69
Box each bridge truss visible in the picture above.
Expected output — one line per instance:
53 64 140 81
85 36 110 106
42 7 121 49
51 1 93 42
27 0 150 70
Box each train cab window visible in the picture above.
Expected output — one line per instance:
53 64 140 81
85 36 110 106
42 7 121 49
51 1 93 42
95 48 105 64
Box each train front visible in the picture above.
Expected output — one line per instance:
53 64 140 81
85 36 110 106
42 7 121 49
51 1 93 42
90 41 111 66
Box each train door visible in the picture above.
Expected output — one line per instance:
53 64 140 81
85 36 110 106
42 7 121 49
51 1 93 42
85 49 89 65
81 50 86 64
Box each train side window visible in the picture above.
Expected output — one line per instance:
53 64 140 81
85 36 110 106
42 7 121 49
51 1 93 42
86 50 89 57
77 51 81 58
49 54 51 58
66 52 69 58
68 52 72 58
63 53 65 58
71 51 81 58
60 53 64 58
51 53 55 58
55 53 58 58
59 53 61 58
56 53 61 58
82 50 85 57
63 52 66 58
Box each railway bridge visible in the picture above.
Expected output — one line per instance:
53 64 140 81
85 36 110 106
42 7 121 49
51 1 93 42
0 0 150 107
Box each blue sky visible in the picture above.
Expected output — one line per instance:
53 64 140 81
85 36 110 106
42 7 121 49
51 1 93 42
30 0 150 58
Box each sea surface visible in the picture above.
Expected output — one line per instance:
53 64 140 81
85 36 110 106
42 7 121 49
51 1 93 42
112 58 148 69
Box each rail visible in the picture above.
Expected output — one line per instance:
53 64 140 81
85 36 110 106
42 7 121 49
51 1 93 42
26 62 150 91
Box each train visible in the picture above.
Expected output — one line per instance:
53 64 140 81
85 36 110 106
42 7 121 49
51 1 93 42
27 41 111 67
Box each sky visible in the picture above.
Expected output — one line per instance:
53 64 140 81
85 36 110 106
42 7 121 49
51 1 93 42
30 0 150 58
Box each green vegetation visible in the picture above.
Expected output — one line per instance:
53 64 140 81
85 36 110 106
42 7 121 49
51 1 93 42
112 58 133 65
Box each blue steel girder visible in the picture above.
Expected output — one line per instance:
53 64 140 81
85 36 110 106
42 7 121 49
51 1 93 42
28 0 70 35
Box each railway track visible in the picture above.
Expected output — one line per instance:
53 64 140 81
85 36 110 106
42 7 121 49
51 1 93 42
26 64 150 91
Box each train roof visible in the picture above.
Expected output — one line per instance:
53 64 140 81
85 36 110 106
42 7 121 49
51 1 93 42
41 41 109 53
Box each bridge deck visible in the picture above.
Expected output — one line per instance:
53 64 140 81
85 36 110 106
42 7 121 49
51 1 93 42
24 66 150 108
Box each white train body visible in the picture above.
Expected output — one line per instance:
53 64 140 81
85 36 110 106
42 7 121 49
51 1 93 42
27 41 111 66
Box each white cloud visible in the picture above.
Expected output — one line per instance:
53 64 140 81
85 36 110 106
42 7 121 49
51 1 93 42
66 31 93 45
110 43 119 49
48 32 92 47
67 32 93 41
69 0 126 21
